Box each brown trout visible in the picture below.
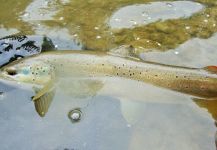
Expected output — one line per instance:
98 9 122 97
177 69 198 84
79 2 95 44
0 50 217 116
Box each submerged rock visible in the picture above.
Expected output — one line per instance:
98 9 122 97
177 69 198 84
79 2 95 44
0 35 55 66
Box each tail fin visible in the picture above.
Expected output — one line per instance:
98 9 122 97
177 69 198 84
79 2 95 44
204 66 217 74
193 98 217 121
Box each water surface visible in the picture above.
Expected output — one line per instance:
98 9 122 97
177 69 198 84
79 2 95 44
0 78 216 150
0 0 217 149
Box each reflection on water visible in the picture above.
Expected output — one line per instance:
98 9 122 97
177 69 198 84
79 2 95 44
109 1 204 29
21 0 57 21
0 28 19 37
0 0 81 50
140 33 217 68
1 0 217 51
49 0 217 50
0 77 216 150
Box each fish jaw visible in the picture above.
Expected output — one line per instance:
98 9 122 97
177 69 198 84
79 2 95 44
0 58 54 86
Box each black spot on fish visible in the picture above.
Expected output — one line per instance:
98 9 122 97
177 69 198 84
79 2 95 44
130 74 132 76
155 74 158 77
117 73 119 75
140 72 142 74
118 67 121 69
176 76 178 78
123 73 125 75
102 64 104 66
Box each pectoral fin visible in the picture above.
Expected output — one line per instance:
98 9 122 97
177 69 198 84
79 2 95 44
33 89 55 117
32 80 55 117
32 79 54 101
193 98 217 121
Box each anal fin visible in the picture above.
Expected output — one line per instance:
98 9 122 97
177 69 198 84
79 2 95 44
193 98 217 121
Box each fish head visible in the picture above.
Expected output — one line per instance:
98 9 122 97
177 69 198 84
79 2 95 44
0 58 53 85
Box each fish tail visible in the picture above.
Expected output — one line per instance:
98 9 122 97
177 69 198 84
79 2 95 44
204 66 217 74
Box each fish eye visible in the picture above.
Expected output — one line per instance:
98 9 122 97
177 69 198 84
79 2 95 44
5 68 17 76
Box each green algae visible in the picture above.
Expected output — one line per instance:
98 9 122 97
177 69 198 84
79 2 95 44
0 0 34 34
115 5 217 54
47 0 217 53
0 0 217 53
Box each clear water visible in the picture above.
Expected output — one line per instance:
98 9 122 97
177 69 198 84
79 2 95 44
0 0 217 149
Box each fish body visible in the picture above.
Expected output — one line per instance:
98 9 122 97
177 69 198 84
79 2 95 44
1 50 217 99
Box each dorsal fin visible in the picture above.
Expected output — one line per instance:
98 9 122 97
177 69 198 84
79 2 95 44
204 66 217 74
108 45 140 60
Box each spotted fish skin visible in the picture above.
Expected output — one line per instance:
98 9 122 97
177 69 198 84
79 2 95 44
1 50 217 98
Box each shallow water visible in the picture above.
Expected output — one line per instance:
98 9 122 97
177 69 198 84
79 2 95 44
0 0 217 150
0 78 216 150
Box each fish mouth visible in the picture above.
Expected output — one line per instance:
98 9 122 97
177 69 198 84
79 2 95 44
0 71 17 83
